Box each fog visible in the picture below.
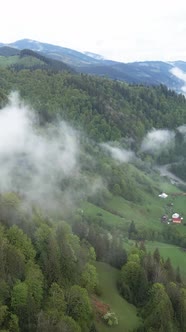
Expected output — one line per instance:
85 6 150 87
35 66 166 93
155 164 186 186
177 124 186 137
140 129 175 154
100 143 135 163
170 67 186 94
0 92 83 213
2 92 185 215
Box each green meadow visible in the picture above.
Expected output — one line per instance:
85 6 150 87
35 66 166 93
146 241 186 278
95 262 141 332
81 161 186 242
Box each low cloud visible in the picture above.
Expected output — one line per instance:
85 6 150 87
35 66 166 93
100 143 135 163
177 124 186 136
140 129 175 154
0 92 82 213
170 67 186 94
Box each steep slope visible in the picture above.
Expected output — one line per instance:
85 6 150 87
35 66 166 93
0 39 184 92
80 60 182 93
0 47 74 72
0 55 186 332
77 60 183 92
0 46 20 56
9 38 101 66
95 262 141 332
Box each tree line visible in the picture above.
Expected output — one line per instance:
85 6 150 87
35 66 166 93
118 244 186 332
0 193 98 331
0 67 186 144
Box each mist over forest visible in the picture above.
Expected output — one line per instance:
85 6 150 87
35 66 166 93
1 63 186 332
2 90 185 213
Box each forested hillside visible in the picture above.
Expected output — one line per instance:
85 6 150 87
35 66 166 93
0 197 97 331
0 67 186 141
1 66 186 331
0 49 74 73
1 39 184 93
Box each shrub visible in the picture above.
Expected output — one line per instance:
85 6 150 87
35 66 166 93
103 311 118 326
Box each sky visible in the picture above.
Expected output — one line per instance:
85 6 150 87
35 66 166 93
1 0 186 62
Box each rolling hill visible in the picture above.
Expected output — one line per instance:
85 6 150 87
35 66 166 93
0 38 185 93
0 54 186 332
0 47 74 72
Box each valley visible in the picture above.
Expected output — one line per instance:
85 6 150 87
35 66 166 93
0 50 186 331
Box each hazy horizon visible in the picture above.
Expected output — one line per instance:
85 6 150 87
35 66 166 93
1 0 186 63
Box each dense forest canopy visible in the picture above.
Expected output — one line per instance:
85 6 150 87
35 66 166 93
0 67 186 142
1 65 186 331
1 65 186 175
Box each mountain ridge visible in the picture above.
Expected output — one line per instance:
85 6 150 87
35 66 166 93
0 38 185 94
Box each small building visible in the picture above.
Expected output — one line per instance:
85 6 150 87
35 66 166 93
172 213 183 224
158 192 168 198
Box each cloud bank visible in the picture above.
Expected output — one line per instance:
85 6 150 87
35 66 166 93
100 143 135 163
140 129 175 154
170 67 186 94
177 124 186 136
0 92 81 213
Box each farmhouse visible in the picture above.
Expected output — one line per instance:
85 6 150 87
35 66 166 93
172 213 183 224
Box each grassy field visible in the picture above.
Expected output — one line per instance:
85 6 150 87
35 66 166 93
0 55 44 68
81 177 186 236
94 262 141 332
81 200 127 229
146 241 186 278
104 194 164 230
81 194 172 233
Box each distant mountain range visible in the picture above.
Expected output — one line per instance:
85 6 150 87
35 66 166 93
0 38 186 94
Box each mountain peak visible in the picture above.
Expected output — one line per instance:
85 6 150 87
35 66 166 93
0 38 185 94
